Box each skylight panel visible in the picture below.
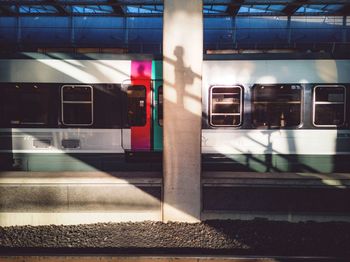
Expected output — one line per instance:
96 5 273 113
203 5 227 14
121 0 163 5
268 5 285 12
126 6 139 13
213 5 228 12
72 5 113 14
323 4 343 12
239 5 274 14
204 0 231 4
296 5 329 14
19 5 58 14
126 5 162 14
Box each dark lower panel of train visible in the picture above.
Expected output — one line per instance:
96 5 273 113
202 154 350 173
0 153 349 173
0 153 162 172
203 186 350 213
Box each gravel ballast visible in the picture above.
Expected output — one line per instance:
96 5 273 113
1 220 350 256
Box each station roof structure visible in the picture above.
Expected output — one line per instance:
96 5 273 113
0 0 349 17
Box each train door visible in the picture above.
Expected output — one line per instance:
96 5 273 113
152 60 163 151
123 60 152 151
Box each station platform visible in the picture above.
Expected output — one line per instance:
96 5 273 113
1 171 350 226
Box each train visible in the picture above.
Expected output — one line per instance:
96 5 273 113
0 53 349 173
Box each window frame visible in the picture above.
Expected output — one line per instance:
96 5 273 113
251 84 303 129
126 85 147 127
61 85 94 126
209 85 243 127
158 85 163 126
312 84 346 127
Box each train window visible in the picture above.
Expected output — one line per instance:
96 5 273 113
61 85 93 126
313 85 346 126
252 84 302 128
158 86 163 126
210 86 243 127
0 84 49 127
127 85 146 126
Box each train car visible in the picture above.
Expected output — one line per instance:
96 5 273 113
0 53 349 173
0 53 163 171
202 55 350 173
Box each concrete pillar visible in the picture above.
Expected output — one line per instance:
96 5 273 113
163 0 203 222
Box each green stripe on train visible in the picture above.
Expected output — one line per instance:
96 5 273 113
2 153 350 173
152 60 163 151
0 153 162 172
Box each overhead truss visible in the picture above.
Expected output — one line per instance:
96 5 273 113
0 0 349 17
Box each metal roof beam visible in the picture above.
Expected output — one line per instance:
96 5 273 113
335 4 350 15
0 1 125 6
108 0 125 15
47 0 70 15
0 1 350 6
282 0 307 16
227 0 244 16
0 12 344 17
208 0 349 4
0 5 17 15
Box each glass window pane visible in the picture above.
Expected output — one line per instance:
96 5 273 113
212 103 240 114
212 115 241 126
315 104 345 126
313 85 346 126
158 86 163 126
315 86 345 102
253 85 301 102
210 86 242 127
127 85 146 126
62 85 92 101
62 85 93 126
63 104 93 125
253 103 301 128
252 84 302 128
20 91 49 124
1 85 49 127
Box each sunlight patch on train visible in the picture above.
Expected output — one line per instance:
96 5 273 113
46 53 130 81
204 61 256 85
321 179 346 189
256 75 277 84
0 128 127 172
204 130 273 155
203 129 341 173
298 173 346 189
25 53 130 84
315 60 338 82
24 56 97 83
95 60 131 81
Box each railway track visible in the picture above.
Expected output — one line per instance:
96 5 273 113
0 255 348 262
